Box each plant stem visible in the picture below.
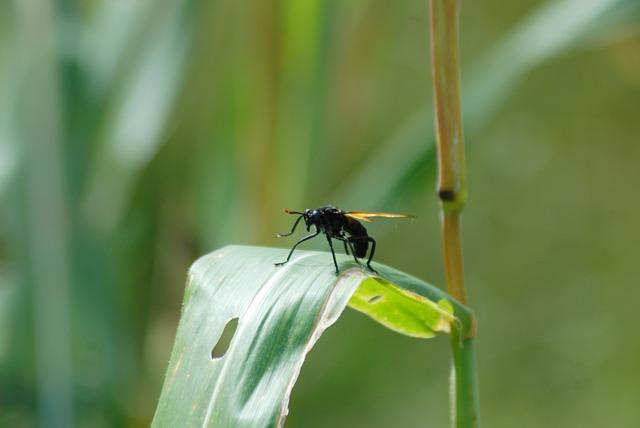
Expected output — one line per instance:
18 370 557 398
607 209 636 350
450 333 480 428
428 0 479 427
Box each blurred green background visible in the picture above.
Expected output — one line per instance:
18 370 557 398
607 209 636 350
1 0 639 427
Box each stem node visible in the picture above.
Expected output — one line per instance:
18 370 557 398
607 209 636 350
429 0 480 426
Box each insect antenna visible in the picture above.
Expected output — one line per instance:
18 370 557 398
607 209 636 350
277 212 304 237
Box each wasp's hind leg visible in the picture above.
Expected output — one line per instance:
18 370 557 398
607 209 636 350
348 236 378 274
365 237 377 273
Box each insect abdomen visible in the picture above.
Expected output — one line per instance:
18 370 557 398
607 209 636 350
344 218 369 258
353 239 368 258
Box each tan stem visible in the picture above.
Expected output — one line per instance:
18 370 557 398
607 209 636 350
430 0 467 303
429 1 479 427
442 213 467 303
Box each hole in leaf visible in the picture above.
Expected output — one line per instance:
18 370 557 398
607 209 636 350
367 295 382 304
211 317 239 360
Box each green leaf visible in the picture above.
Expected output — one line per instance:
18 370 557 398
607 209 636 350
152 245 472 427
349 277 455 338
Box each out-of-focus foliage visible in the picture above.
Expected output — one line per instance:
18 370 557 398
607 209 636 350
0 0 639 426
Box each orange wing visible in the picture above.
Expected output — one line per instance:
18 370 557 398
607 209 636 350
345 211 416 223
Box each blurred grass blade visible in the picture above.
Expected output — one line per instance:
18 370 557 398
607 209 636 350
0 3 21 199
17 0 74 426
81 0 196 233
335 0 640 208
272 0 325 211
152 245 472 427
81 1 160 92
463 0 639 131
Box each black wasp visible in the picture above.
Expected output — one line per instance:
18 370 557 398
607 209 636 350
275 205 414 274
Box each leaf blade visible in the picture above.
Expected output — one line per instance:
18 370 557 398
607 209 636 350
152 245 471 427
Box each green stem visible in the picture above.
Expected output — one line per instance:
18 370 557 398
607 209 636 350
428 0 479 427
451 333 480 427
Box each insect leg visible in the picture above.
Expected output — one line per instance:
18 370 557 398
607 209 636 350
275 229 320 266
276 215 303 237
344 238 362 265
336 236 350 255
349 241 363 265
334 236 360 265
366 237 377 272
325 234 340 275
348 236 377 273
